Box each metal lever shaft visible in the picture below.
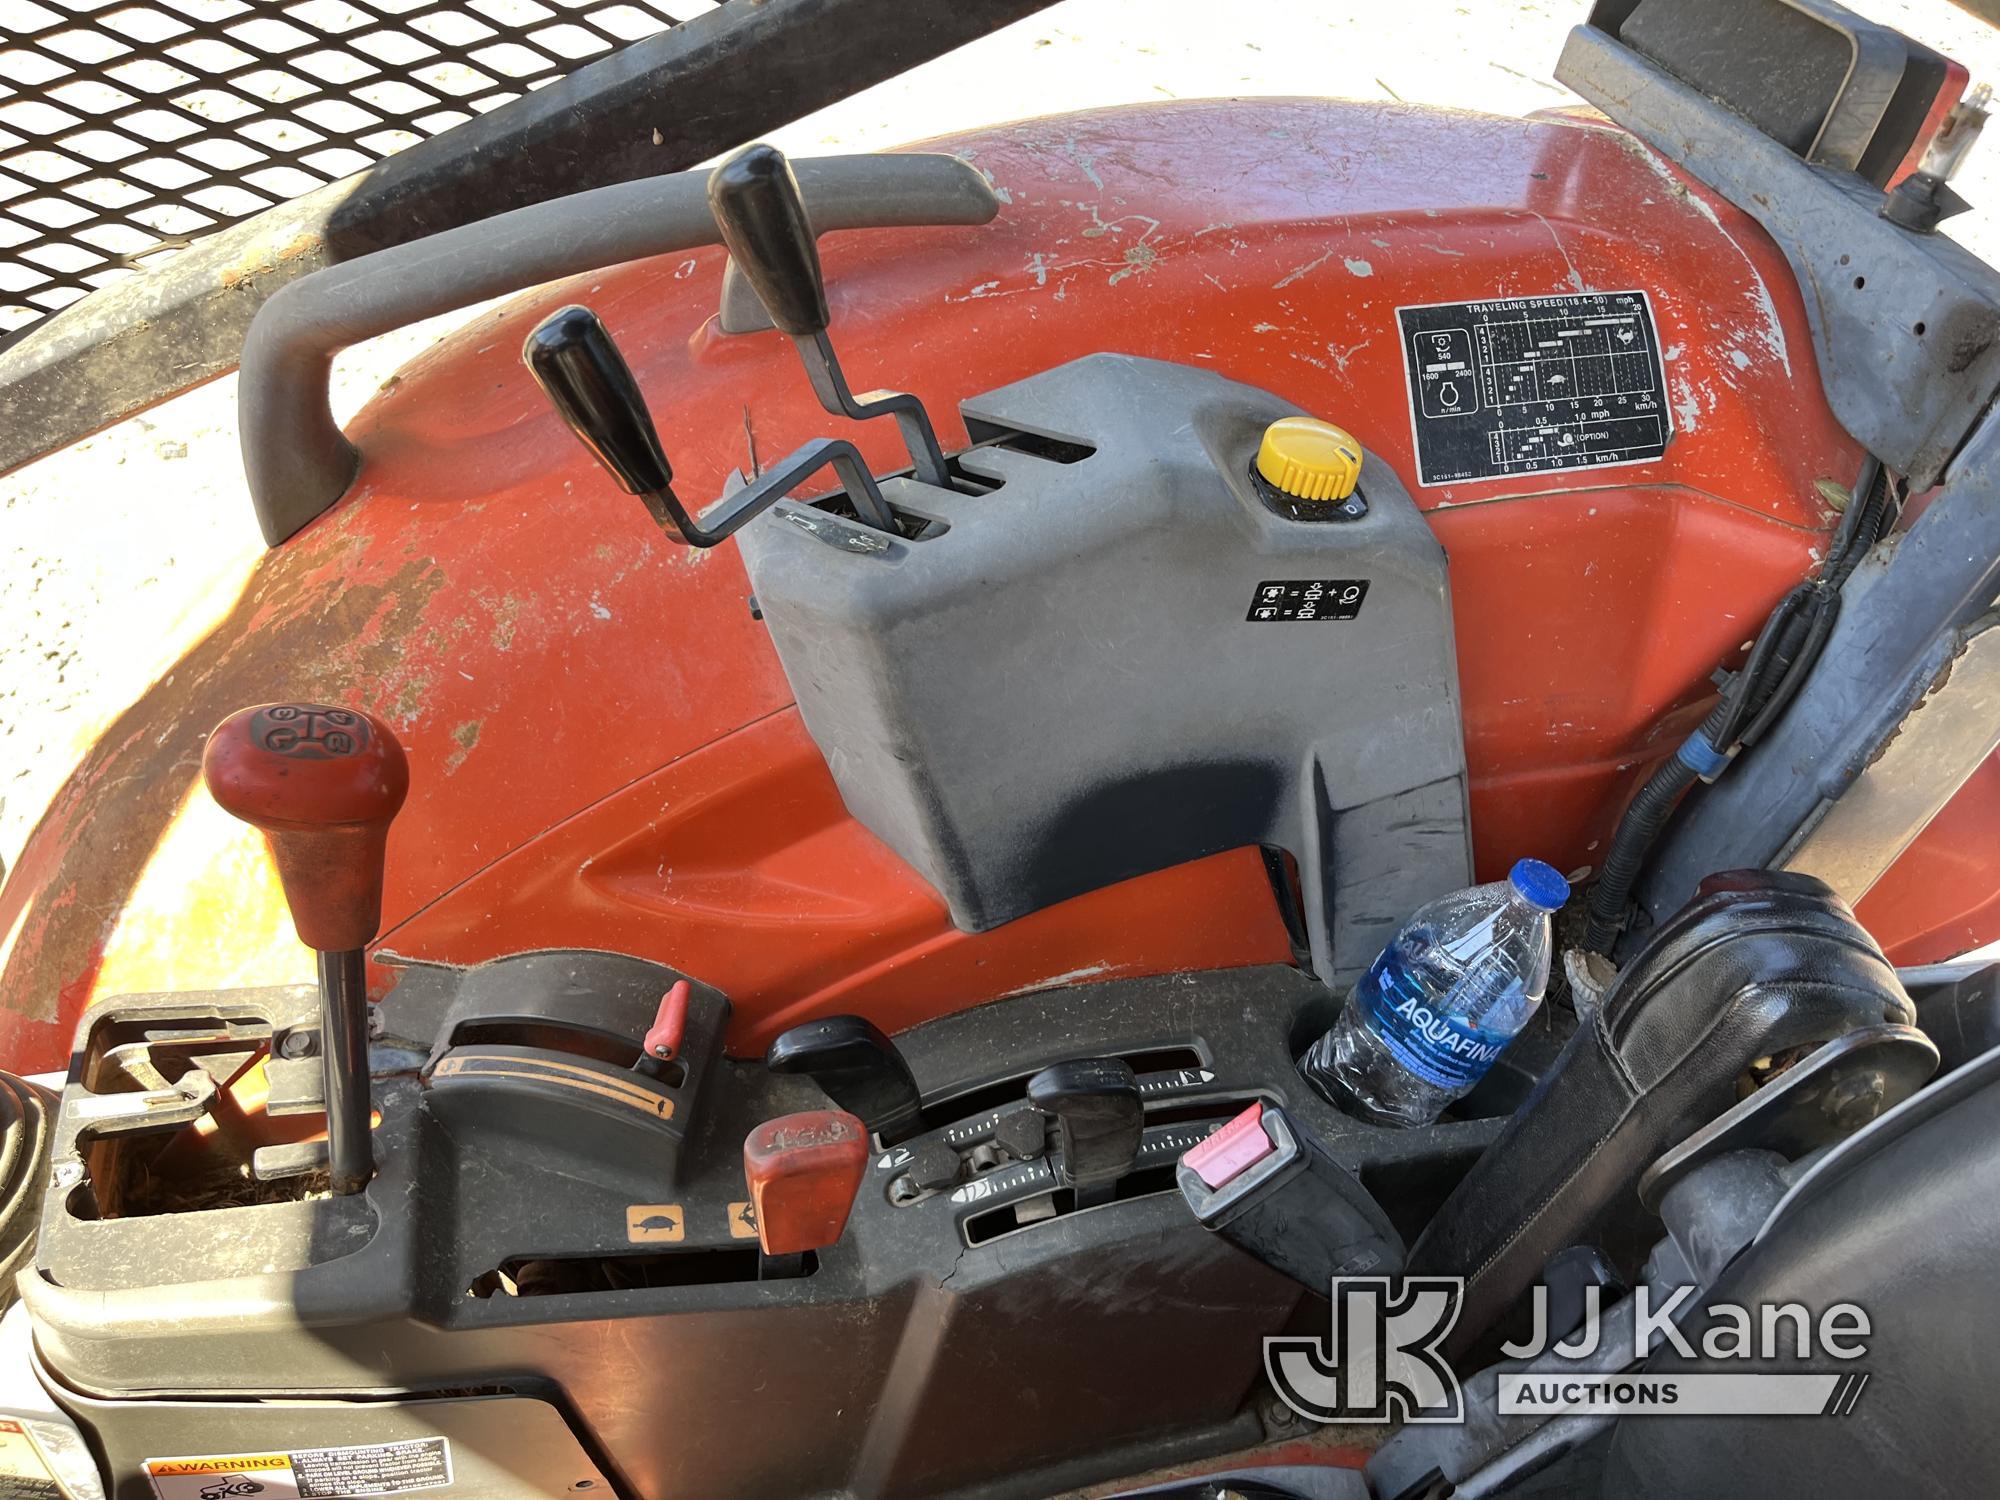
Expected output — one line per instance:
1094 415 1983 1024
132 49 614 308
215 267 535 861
708 143 952 489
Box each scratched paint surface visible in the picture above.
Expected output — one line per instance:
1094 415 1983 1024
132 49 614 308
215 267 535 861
2 98 1989 1072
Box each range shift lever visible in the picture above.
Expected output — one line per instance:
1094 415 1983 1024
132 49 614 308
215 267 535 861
707 142 953 490
523 303 898 541
766 1015 924 1144
1027 1058 1143 1208
203 704 408 1195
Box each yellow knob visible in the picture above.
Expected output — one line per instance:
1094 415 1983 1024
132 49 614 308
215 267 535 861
1256 417 1364 502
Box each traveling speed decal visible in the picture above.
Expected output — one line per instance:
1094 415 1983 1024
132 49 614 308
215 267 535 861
1396 291 1672 485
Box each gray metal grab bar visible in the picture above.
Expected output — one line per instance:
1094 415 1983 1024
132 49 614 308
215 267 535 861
239 152 998 545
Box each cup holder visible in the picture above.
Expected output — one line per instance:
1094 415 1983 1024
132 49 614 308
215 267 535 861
1286 990 1344 1064
1285 988 1563 1128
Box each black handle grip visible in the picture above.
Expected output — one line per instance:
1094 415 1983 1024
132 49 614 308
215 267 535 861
766 1014 923 1144
707 143 830 337
1028 1057 1143 1193
521 305 673 495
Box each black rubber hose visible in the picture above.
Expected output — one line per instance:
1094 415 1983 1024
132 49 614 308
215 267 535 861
1581 697 1727 953
1739 587 1840 748
1710 584 1813 750
0 1071 55 1310
1825 460 1890 589
1581 455 1891 956
1583 590 1830 954
1729 583 1822 730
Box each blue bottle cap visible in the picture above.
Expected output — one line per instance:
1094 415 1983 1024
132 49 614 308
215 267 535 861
1509 858 1570 912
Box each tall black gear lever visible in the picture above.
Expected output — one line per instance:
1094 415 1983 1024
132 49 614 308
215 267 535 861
523 142 956 544
708 143 953 490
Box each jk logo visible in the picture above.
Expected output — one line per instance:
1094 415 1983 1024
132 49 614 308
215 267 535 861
1265 1277 1466 1424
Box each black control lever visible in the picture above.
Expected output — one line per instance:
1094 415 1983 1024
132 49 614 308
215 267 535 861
522 303 673 496
766 1015 924 1145
708 143 953 490
1027 1058 1142 1208
523 304 897 543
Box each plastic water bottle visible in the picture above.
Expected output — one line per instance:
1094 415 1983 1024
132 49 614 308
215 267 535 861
1300 859 1570 1128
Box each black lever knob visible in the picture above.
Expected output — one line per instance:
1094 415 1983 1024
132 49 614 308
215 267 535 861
766 1015 923 1144
522 305 674 496
1027 1058 1142 1204
707 143 830 338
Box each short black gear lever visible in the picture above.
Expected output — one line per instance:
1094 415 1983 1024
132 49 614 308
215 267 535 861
522 306 673 500
766 1014 925 1145
1028 1058 1143 1208
522 304 897 544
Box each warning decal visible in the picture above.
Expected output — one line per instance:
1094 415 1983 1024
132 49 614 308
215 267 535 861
1396 290 1672 485
145 1439 451 1499
0 1416 62 1500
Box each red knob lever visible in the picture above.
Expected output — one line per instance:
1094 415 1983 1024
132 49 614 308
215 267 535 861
202 704 409 952
743 1110 868 1256
644 980 691 1065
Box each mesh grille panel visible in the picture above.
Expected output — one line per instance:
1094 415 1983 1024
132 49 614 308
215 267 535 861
0 0 711 349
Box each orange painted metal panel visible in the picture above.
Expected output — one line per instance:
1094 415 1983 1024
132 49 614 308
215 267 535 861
1858 754 2000 966
2 99 1989 1075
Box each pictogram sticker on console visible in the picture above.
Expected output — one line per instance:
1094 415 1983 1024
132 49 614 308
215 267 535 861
1396 291 1673 485
1245 579 1369 622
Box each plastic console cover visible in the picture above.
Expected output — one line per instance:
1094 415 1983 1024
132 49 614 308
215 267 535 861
736 353 1473 984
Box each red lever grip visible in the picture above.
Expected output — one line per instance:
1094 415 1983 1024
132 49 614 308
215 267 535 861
645 980 691 1064
743 1110 868 1256
202 704 409 952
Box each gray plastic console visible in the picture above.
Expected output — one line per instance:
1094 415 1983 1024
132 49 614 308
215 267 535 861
736 353 1472 983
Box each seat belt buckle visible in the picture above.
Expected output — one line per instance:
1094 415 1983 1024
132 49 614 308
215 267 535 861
1180 1100 1300 1220
1177 1100 1404 1287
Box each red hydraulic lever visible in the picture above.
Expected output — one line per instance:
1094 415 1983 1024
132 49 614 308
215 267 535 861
743 1110 868 1256
203 704 409 1194
645 980 691 1066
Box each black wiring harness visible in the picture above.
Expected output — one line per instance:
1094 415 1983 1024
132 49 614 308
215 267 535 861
1580 456 1904 954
